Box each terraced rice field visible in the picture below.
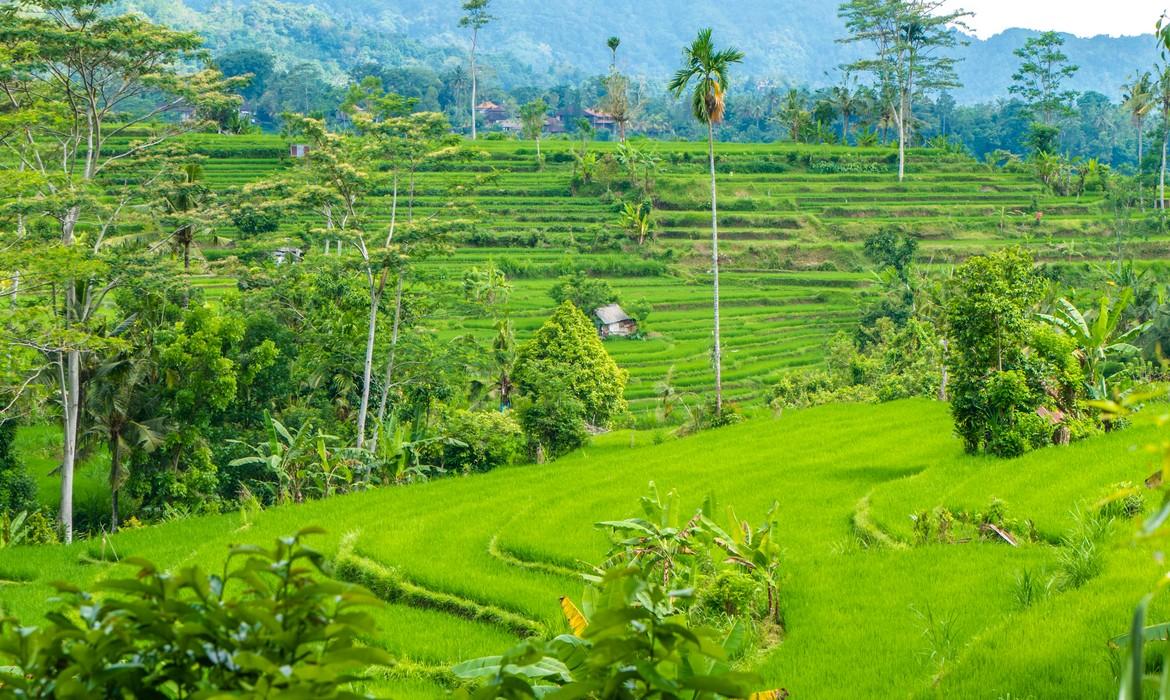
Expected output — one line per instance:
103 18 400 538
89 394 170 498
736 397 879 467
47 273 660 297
167 135 1136 410
5 400 1167 698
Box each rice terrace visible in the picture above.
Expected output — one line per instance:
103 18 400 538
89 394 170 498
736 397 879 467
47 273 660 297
3 0 1170 698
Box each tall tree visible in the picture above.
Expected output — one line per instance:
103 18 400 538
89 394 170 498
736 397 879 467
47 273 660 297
519 98 548 160
668 28 743 415
0 0 237 542
831 71 862 143
779 89 809 142
602 71 633 143
460 0 494 141
839 0 972 182
1156 66 1170 210
1122 71 1155 209
1009 31 1079 127
607 36 621 71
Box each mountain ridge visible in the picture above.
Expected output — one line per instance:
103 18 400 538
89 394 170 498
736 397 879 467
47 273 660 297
121 0 1161 103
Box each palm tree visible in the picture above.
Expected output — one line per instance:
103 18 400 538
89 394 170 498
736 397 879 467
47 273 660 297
160 162 212 307
1122 71 1154 209
831 73 861 144
779 88 809 143
668 28 743 416
1157 65 1170 210
459 0 494 141
85 353 165 531
607 36 621 70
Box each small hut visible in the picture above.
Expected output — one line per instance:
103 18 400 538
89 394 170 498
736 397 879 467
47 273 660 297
273 247 304 265
290 144 311 158
593 304 637 338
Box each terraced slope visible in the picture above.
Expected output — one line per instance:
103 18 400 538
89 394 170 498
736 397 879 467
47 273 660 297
4 400 1167 698
169 135 1133 410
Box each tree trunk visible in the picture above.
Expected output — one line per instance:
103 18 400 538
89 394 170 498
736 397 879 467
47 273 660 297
707 121 723 415
110 440 121 532
374 274 405 437
938 338 949 402
897 96 907 183
385 173 399 247
1138 119 1145 210
355 273 380 451
470 29 478 140
1161 124 1168 210
182 235 191 308
842 113 849 144
60 348 80 543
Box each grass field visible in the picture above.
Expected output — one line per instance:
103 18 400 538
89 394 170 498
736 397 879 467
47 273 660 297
6 400 1169 698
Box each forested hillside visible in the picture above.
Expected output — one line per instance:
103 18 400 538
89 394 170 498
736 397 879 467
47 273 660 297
119 0 1157 101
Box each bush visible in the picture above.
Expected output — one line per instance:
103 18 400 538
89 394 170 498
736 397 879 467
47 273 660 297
518 383 590 460
231 207 280 237
515 302 628 428
0 529 391 697
0 422 35 516
436 409 524 473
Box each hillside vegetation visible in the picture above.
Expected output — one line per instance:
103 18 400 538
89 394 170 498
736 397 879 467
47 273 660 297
182 134 1143 412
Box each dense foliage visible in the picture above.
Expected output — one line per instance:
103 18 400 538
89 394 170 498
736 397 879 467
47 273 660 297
0 529 391 698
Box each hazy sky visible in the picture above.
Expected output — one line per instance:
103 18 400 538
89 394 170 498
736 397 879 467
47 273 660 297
941 1 1164 38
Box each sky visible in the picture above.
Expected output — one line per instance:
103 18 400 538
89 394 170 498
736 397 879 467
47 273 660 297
940 0 1164 38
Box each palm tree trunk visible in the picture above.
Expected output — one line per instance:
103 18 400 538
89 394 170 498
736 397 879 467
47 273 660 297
1161 124 1168 210
1138 119 1145 210
182 235 191 308
110 439 121 532
470 29 478 140
707 121 723 415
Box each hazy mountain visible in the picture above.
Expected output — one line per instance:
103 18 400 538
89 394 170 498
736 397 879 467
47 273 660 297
121 0 1161 103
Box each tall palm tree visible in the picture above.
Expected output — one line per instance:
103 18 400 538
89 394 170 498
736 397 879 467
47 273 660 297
85 353 165 531
668 28 743 416
607 36 621 71
460 0 494 141
160 162 212 307
831 72 860 144
1158 65 1170 210
1122 70 1154 209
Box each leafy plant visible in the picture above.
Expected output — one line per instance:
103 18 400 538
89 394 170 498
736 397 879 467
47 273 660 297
0 529 391 698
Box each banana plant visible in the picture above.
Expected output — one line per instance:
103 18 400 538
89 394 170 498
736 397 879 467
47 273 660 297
228 412 336 504
1038 290 1151 400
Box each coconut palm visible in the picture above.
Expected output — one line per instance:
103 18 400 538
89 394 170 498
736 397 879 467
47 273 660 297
668 28 743 415
831 72 861 143
1122 71 1155 209
85 353 166 531
607 36 621 70
1157 65 1170 210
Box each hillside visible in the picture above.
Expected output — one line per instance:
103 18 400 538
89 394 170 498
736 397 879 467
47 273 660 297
175 135 1154 412
117 0 1159 101
6 400 1167 698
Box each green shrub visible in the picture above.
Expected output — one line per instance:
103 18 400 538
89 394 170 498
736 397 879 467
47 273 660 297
517 383 590 460
0 422 35 516
437 409 525 473
0 529 391 698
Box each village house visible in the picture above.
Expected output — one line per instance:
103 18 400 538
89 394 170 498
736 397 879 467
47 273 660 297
475 101 509 126
592 303 637 338
583 107 616 132
289 144 311 158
